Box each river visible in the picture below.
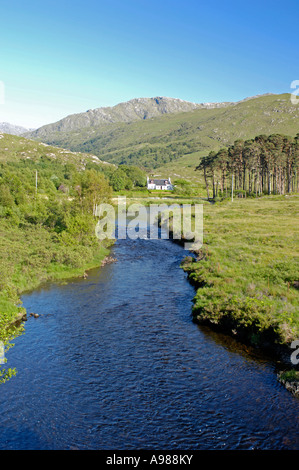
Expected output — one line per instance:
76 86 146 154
0 219 298 450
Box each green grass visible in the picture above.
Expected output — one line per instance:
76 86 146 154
0 133 116 382
279 370 299 382
0 220 111 312
0 218 112 383
181 196 299 347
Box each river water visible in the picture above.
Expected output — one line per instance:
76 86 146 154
0 220 298 450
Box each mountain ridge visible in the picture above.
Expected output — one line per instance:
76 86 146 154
25 93 276 139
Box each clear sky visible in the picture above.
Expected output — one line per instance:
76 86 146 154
0 0 298 128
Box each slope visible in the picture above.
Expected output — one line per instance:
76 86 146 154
26 93 299 180
0 132 113 169
25 96 233 140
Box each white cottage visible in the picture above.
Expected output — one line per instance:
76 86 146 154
147 177 173 190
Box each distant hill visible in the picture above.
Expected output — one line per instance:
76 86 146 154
25 93 299 174
0 132 113 169
25 96 235 140
0 122 35 136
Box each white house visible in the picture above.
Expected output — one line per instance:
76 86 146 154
147 177 173 190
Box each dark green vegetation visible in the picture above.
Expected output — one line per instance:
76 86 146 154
198 134 299 199
0 133 117 382
98 164 147 191
26 94 299 178
180 197 299 350
277 369 299 397
279 369 299 381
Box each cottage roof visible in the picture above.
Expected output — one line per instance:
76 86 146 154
149 179 171 185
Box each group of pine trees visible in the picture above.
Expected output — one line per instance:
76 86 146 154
197 134 299 199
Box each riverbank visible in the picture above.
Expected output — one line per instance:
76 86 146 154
1 241 112 324
160 196 299 364
0 234 112 384
277 370 299 397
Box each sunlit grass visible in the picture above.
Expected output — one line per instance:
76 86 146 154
183 196 299 346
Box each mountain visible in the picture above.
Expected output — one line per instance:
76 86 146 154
25 93 299 175
25 96 235 140
0 122 35 136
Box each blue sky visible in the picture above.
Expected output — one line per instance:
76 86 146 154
0 0 298 128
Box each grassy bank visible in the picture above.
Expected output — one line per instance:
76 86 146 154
0 218 113 383
176 196 299 351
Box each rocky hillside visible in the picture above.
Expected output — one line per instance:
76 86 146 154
25 96 240 140
0 122 34 136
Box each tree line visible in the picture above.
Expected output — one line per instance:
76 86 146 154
197 133 299 199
